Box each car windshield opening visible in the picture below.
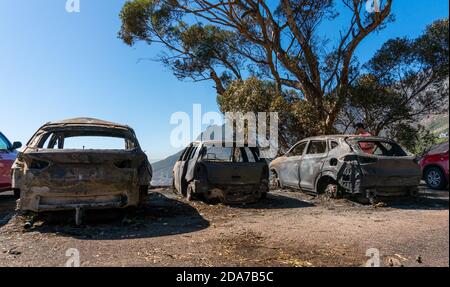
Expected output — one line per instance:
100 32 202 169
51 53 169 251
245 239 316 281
354 140 407 157
37 132 135 150
202 146 259 162
203 146 233 162
62 136 128 150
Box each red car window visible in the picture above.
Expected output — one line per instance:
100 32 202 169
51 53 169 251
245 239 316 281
0 134 11 150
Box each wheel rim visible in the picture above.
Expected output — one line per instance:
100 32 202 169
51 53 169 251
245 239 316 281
325 185 338 199
427 170 442 187
270 172 280 189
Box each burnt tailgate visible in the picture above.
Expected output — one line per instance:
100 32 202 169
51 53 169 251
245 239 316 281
19 149 145 192
202 161 266 185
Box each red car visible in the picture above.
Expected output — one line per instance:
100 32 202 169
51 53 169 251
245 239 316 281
420 141 449 190
0 132 22 195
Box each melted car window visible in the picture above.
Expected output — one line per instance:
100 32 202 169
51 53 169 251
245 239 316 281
306 141 327 155
330 141 339 150
357 141 407 156
203 146 233 162
289 142 307 157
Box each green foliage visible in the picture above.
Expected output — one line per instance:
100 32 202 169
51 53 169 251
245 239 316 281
119 1 447 150
119 0 395 134
340 18 449 140
217 77 330 151
387 123 438 155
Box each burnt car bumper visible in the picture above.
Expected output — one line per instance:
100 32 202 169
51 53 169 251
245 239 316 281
192 180 262 204
13 168 141 212
19 192 132 212
358 175 421 197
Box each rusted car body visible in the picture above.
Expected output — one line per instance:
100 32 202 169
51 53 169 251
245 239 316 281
173 141 269 204
11 118 152 221
270 135 421 202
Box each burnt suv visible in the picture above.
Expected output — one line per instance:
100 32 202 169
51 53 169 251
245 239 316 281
270 135 421 203
173 141 269 204
11 118 152 224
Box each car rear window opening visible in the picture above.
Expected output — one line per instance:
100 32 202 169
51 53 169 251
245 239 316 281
353 140 408 157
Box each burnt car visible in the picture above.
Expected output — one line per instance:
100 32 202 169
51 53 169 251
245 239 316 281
172 141 269 204
11 118 152 223
270 135 421 203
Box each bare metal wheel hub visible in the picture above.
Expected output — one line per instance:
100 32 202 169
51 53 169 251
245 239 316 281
324 184 339 199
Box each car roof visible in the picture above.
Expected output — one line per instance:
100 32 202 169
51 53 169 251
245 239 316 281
299 135 395 142
190 140 257 146
41 118 131 130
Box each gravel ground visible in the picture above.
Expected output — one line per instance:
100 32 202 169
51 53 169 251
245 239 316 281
0 186 448 267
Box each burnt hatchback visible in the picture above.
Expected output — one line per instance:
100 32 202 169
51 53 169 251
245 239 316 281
173 141 269 204
270 135 421 203
12 118 152 223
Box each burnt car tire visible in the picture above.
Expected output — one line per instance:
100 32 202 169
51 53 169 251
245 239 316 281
424 167 447 190
270 171 282 190
323 183 341 199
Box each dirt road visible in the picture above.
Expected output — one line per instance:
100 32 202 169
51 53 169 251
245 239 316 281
0 186 448 267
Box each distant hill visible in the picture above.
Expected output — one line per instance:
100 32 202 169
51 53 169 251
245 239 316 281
151 150 182 186
424 114 449 134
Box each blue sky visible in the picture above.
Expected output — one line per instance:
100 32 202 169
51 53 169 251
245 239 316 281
0 0 448 161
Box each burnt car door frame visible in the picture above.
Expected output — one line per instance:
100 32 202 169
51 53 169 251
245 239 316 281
278 141 308 188
299 139 329 191
174 143 200 195
174 146 190 194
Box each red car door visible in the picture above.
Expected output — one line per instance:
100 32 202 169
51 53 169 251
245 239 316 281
0 133 17 192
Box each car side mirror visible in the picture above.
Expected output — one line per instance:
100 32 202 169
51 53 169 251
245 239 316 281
11 141 22 150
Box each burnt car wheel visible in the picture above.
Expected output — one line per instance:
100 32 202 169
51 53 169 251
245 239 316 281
186 183 196 201
424 167 447 190
270 170 281 189
324 183 341 199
